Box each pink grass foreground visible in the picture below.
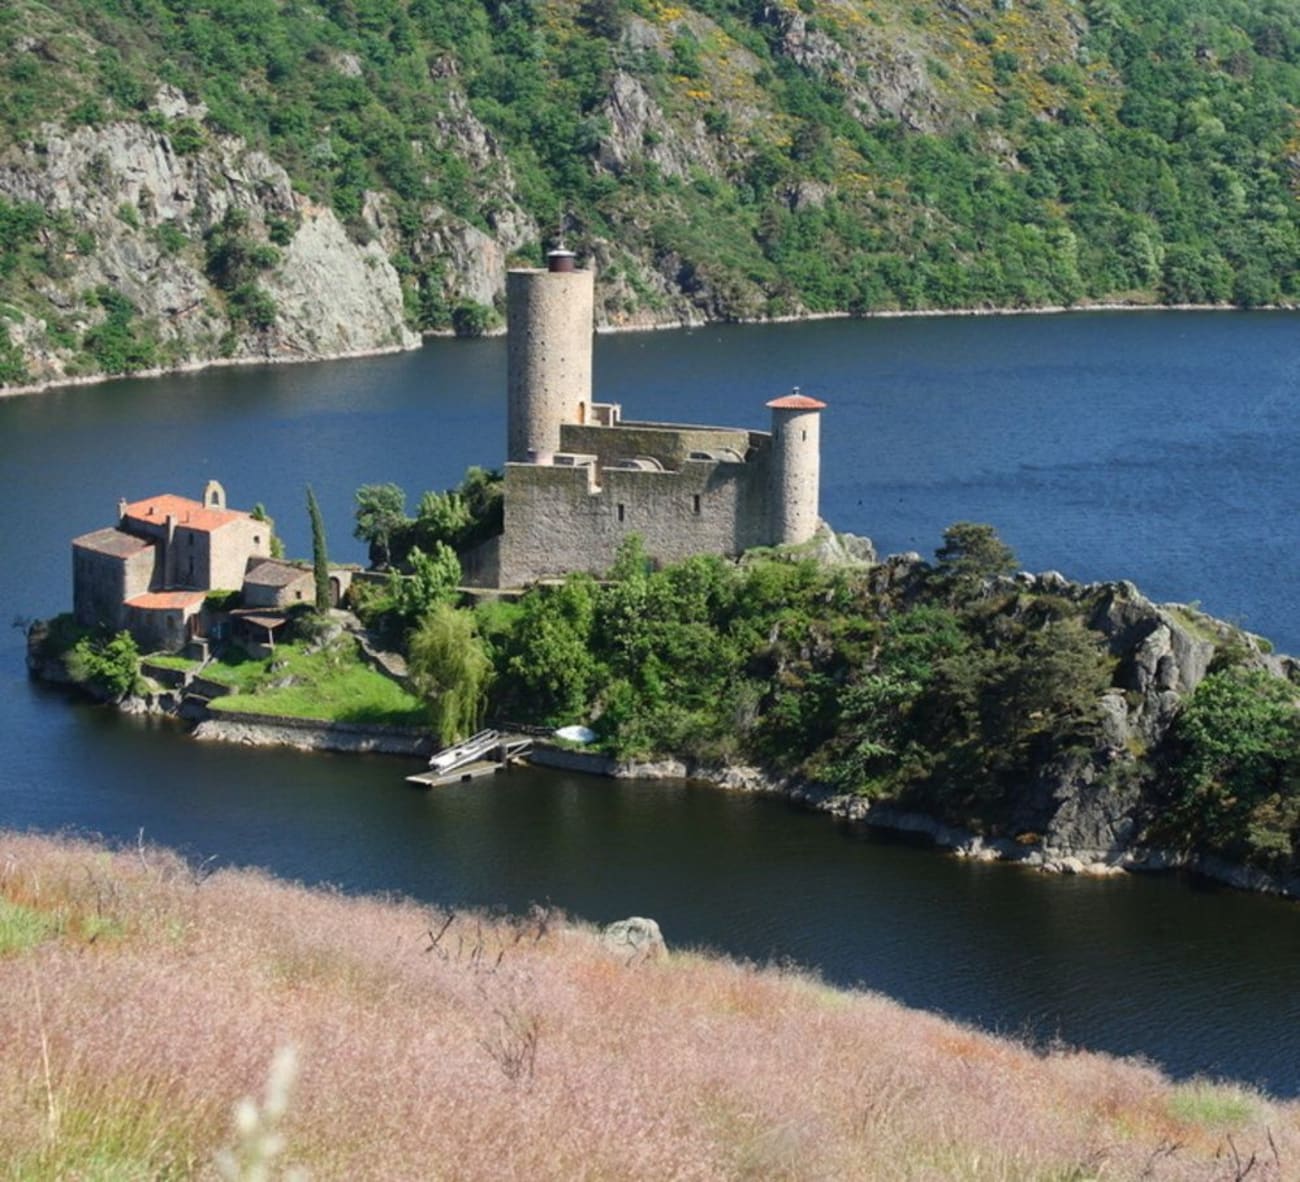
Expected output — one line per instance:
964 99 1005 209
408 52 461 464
0 833 1296 1181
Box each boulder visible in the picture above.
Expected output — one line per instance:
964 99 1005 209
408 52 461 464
601 917 667 964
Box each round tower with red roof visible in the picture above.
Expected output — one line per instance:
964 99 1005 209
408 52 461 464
766 388 826 546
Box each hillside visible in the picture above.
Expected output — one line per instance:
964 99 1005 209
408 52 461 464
0 0 1298 387
2 831 1297 1179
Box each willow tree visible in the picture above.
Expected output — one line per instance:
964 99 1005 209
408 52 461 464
408 603 493 743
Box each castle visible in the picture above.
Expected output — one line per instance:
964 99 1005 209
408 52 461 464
478 250 825 587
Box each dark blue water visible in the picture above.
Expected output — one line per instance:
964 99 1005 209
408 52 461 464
2 311 1298 1093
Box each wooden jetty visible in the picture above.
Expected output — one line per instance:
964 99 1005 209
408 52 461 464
406 728 534 788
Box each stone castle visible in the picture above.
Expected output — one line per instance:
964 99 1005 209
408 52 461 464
480 250 825 587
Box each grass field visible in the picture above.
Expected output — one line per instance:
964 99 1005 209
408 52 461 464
0 832 1295 1180
203 638 427 727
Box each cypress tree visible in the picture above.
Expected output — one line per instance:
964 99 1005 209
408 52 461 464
306 485 330 613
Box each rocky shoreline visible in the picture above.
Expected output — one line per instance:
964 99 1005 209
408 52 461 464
533 745 1300 900
27 561 1300 901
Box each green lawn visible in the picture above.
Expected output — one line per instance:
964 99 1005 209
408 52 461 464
207 638 427 727
142 653 198 672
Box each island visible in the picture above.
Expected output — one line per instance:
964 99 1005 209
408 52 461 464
27 251 1300 903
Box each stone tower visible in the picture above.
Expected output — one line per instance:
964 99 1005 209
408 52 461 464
767 389 826 546
506 250 595 463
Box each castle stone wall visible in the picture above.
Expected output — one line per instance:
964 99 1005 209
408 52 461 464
507 268 594 462
498 454 772 586
559 422 764 473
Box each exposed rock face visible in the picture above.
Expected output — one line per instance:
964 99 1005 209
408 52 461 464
259 204 417 359
0 119 419 384
601 917 667 963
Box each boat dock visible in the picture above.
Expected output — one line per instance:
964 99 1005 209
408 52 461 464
406 728 535 788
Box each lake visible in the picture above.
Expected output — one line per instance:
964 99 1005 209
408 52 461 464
2 310 1298 1093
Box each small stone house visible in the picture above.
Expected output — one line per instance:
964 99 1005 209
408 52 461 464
242 559 314 609
72 480 273 652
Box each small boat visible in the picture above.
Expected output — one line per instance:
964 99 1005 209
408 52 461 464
427 728 500 773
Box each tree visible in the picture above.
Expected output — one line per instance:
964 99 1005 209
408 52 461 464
388 543 461 627
935 522 1018 593
505 574 601 723
1168 667 1300 865
306 485 330 613
354 483 408 568
408 603 493 743
66 630 140 698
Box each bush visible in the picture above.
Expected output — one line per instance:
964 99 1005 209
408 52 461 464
66 630 141 698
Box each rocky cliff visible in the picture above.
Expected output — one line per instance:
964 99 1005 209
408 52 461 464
0 98 423 388
1 0 1296 390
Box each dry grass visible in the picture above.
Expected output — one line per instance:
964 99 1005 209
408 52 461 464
0 832 1296 1181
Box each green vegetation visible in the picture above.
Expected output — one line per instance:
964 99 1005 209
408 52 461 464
81 286 160 376
373 524 1296 875
65 630 141 698
0 0 1296 367
1166 1081 1260 1129
141 652 199 672
208 637 426 726
354 469 504 570
0 898 59 955
353 482 407 568
407 602 493 741
1162 666 1300 868
306 485 330 613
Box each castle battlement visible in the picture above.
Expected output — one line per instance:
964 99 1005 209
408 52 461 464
487 251 824 588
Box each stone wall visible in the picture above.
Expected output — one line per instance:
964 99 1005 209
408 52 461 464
559 422 764 472
123 600 201 652
72 546 153 630
507 268 594 462
209 518 272 591
498 451 772 585
194 712 432 756
770 406 821 545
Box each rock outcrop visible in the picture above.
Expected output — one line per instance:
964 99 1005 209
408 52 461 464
0 113 420 386
602 567 1298 898
600 916 668 964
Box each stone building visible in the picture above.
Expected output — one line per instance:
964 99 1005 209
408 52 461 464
481 250 825 588
71 480 272 651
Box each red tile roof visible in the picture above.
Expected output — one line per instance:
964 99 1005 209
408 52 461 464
73 527 154 558
123 495 244 533
766 393 827 411
124 590 207 611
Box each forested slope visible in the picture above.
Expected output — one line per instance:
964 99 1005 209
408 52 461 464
1 0 1297 386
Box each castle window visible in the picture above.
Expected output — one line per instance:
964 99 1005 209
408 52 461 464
254 535 261 545
617 503 625 523
801 429 807 441
692 494 701 515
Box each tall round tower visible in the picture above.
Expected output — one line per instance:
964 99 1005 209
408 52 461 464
506 250 595 463
766 388 826 546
